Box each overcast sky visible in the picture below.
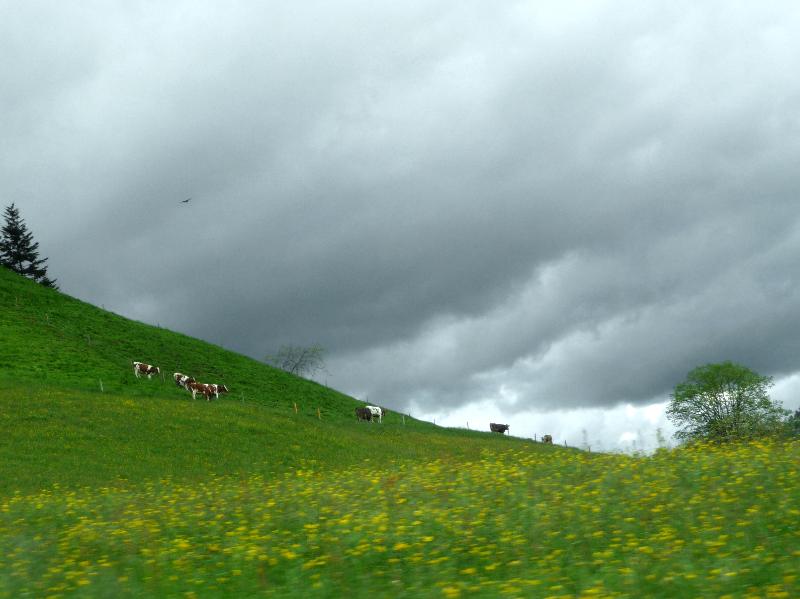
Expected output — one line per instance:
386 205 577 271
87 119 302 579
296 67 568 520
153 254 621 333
5 1 800 450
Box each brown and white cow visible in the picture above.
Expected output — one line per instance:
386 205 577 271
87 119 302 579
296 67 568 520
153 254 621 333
542 434 553 444
133 361 160 379
186 381 215 401
208 384 229 399
490 423 510 434
173 372 196 389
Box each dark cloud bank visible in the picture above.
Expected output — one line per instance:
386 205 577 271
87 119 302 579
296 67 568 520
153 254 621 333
4 2 800 420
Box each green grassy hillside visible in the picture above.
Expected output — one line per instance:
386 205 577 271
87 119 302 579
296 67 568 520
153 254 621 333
0 265 367 416
0 266 521 494
1 268 798 598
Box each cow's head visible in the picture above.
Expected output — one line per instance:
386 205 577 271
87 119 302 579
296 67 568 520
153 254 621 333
218 385 229 394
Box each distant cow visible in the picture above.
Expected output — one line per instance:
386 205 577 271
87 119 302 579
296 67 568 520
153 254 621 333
186 381 215 401
133 361 160 379
355 407 373 422
365 405 384 423
542 434 553 444
173 372 195 389
208 384 229 399
490 423 510 434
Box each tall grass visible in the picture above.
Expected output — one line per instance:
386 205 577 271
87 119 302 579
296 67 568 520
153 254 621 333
1 439 797 597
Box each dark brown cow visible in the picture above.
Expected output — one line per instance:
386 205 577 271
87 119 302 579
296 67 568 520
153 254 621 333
542 434 553 444
133 361 160 379
355 407 373 422
490 423 510 434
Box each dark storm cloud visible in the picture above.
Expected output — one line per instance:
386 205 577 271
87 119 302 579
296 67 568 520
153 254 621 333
4 1 800 416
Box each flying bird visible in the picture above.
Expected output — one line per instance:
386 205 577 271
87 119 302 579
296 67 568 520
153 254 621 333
180 198 191 204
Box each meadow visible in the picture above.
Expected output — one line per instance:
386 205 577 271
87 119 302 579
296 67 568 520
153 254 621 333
1 437 798 597
1 268 799 597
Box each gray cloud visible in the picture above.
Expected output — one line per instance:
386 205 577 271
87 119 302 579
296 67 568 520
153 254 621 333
4 1 800 423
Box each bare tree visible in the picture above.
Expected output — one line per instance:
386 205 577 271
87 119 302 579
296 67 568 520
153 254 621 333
265 344 327 379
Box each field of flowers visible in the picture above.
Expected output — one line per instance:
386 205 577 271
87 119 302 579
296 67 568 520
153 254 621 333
1 439 798 598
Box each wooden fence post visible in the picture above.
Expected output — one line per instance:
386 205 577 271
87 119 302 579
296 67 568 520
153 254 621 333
99 379 103 393
317 407 321 420
294 402 298 414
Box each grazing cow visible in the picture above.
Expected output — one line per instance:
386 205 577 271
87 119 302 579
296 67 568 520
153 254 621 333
355 407 373 422
133 361 160 379
542 434 553 444
186 381 215 401
365 405 384 423
173 372 195 389
490 423 510 434
208 384 229 399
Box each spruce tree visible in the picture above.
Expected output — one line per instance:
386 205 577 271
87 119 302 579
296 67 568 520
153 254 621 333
0 203 58 288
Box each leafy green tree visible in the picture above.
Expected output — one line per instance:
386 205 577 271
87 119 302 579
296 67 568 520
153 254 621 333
786 408 800 437
666 361 787 442
0 203 57 288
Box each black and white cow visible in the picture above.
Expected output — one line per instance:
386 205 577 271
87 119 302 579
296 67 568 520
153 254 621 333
490 423 510 434
365 405 384 423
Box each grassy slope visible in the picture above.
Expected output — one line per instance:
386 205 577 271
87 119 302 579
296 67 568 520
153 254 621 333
0 267 527 494
0 265 362 415
4 269 797 598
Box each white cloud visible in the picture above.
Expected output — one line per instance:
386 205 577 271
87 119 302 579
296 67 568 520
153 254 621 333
410 399 677 454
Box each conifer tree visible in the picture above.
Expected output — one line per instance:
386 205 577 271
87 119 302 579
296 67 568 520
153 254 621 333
0 203 58 288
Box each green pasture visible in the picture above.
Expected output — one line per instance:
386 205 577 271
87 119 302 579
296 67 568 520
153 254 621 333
1 268 799 597
0 266 367 419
